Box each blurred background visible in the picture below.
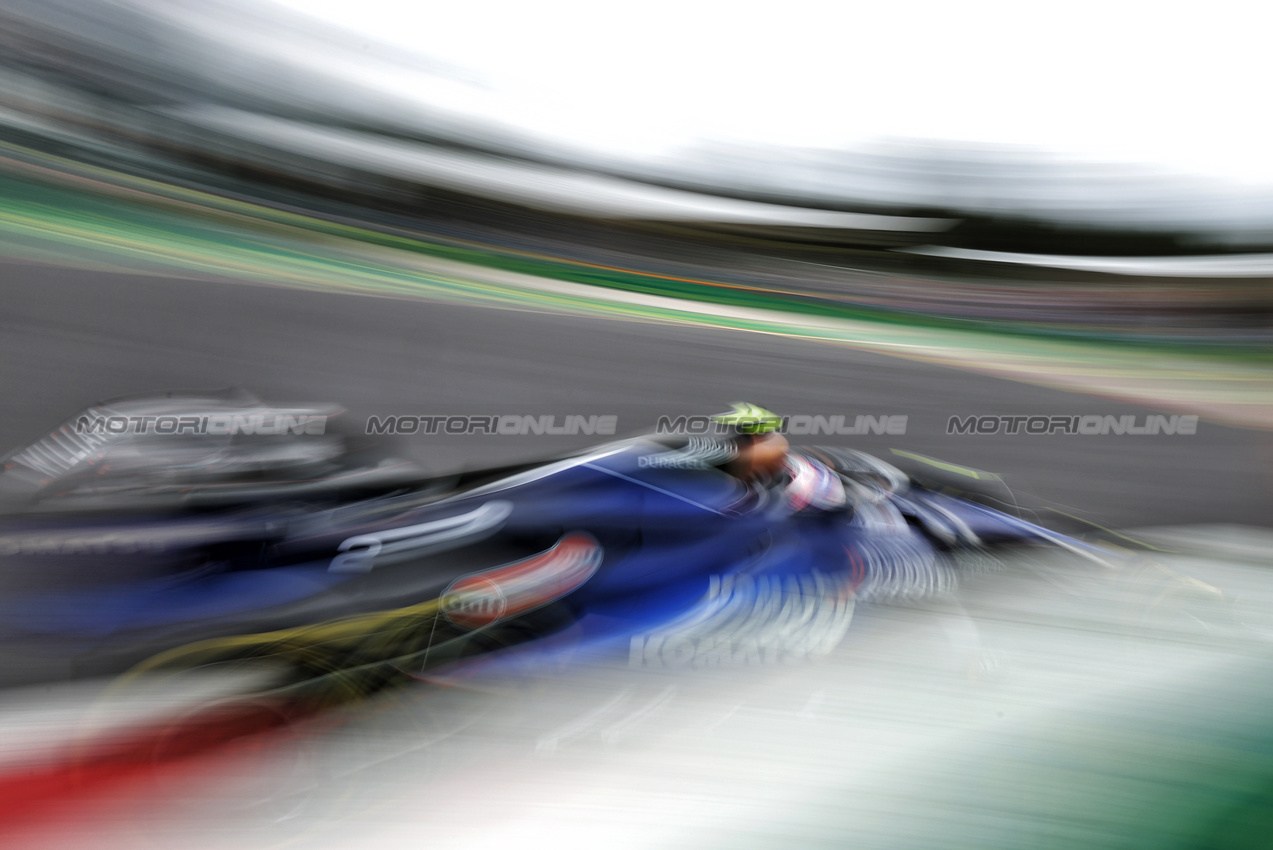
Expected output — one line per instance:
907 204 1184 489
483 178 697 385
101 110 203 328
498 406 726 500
0 1 1271 847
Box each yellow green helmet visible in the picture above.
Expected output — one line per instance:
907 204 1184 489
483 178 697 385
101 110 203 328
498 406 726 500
711 402 783 435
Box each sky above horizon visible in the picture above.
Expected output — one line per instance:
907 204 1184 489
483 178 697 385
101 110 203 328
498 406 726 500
270 0 1273 190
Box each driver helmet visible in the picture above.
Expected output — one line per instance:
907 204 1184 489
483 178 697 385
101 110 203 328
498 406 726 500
711 403 789 482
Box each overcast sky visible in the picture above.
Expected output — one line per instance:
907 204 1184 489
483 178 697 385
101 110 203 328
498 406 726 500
270 0 1273 189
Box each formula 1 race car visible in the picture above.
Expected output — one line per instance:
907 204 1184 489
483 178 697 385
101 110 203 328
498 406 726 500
0 391 1134 693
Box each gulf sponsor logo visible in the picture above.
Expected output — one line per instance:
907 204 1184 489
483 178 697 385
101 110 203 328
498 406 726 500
441 532 603 629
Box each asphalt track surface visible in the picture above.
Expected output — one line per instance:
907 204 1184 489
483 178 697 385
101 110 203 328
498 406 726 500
3 261 1273 850
1 261 1268 529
